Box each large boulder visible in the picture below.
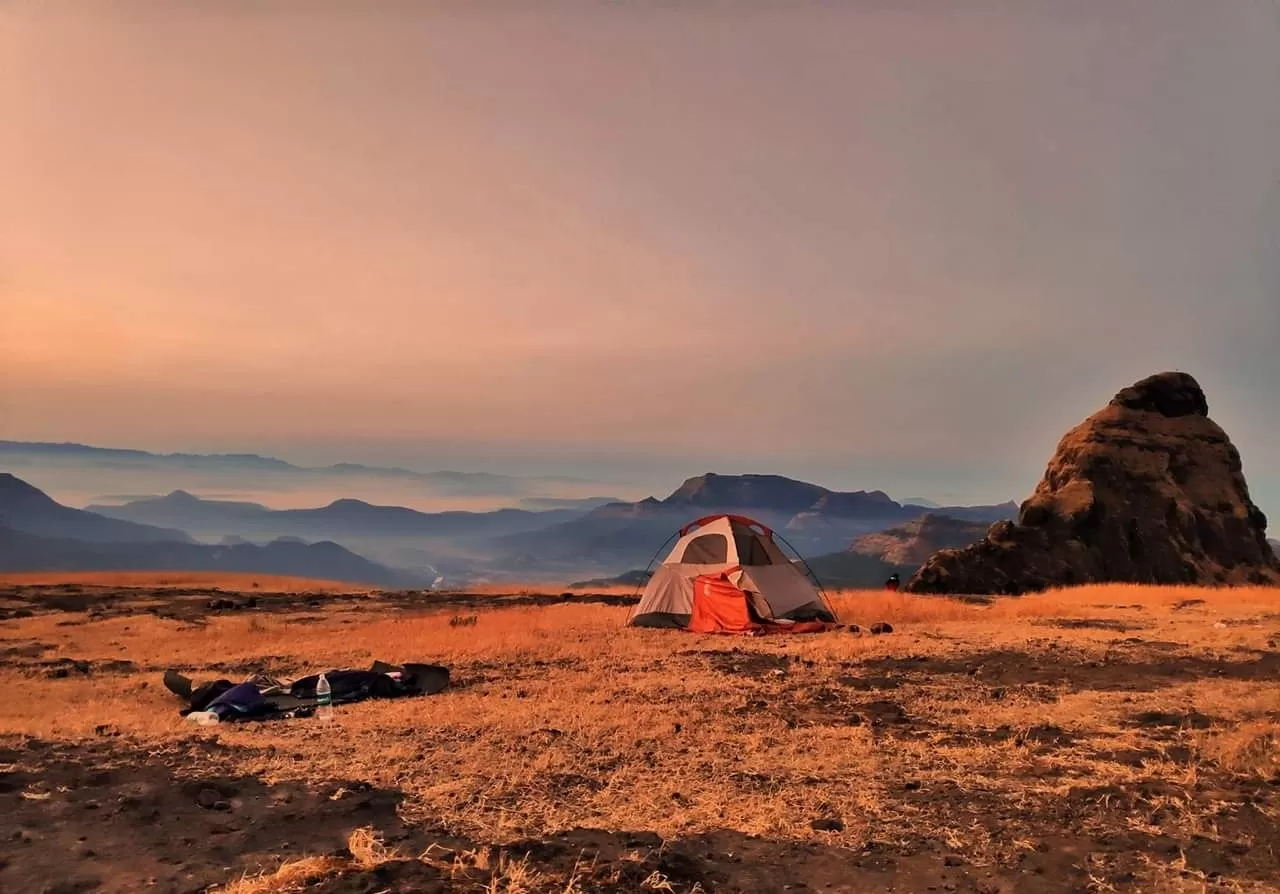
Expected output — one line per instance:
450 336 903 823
906 372 1280 595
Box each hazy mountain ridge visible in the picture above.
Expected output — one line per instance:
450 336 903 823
1 440 541 493
0 523 413 586
2 455 1022 585
490 473 1017 577
82 473 1013 583
86 491 586 542
516 496 623 511
0 474 193 545
0 475 415 585
0 441 621 511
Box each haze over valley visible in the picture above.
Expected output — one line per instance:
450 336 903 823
0 440 1021 587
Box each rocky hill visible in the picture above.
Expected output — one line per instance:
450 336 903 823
907 372 1280 595
851 514 991 567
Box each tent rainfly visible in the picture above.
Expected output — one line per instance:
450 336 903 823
626 514 837 634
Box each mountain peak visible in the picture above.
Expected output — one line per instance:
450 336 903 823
159 490 200 504
0 472 59 509
326 498 374 509
664 473 831 512
0 473 194 544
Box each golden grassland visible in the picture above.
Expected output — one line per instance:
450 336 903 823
2 582 1279 892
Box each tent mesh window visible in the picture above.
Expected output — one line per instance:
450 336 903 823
734 532 775 565
681 533 729 564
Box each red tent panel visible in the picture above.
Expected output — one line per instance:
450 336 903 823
688 573 761 634
687 572 836 635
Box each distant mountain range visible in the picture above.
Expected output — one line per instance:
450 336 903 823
1271 538 1280 558
491 473 1017 576
84 474 1015 577
0 475 416 586
516 496 623 511
0 440 623 512
0 440 561 495
1 452 1021 585
568 509 998 591
85 490 587 543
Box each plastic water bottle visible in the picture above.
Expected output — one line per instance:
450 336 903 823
316 673 333 723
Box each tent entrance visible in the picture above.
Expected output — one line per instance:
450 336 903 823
686 571 835 636
688 572 761 634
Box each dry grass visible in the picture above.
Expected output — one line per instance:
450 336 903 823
2 581 1279 890
830 581 1280 622
214 825 593 894
218 854 343 894
1199 719 1280 779
0 570 364 593
215 827 422 894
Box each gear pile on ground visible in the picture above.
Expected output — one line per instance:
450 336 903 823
907 371 1280 595
163 660 450 722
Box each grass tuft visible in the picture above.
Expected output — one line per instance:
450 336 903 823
216 856 342 894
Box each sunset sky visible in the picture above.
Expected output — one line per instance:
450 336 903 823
2 2 1278 512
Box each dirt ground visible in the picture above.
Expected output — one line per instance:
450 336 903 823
1 581 1278 893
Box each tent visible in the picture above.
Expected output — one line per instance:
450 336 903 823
627 514 837 633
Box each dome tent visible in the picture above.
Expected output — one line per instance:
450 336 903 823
626 514 837 634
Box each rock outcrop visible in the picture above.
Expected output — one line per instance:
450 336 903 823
851 513 991 567
906 372 1280 595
